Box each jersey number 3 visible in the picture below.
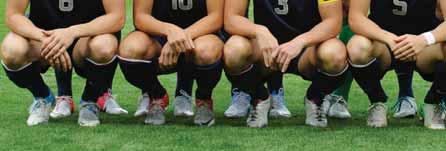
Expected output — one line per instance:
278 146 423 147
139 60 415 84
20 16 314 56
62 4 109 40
59 0 74 12
275 0 289 15
172 0 193 10
393 0 408 16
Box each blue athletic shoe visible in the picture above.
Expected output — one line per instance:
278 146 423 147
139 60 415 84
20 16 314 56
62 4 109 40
224 89 251 118
27 91 55 126
269 88 291 118
392 96 417 118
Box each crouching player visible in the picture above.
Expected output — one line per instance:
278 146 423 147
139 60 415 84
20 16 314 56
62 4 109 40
1 0 125 126
119 0 224 126
348 0 446 129
224 0 347 127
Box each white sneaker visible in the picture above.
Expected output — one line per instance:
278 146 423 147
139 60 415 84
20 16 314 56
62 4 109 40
194 99 215 126
424 103 445 130
50 96 74 119
269 88 291 118
247 97 271 128
145 98 166 125
305 97 328 127
134 93 150 117
324 94 351 119
367 102 387 128
78 102 100 127
97 90 128 115
224 89 251 118
174 90 194 117
27 96 54 126
393 96 417 118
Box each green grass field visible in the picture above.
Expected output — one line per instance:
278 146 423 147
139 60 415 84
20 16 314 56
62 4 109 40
1 1 446 151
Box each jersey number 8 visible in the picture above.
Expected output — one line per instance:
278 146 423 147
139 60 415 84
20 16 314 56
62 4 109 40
392 0 408 16
172 0 193 11
59 0 74 12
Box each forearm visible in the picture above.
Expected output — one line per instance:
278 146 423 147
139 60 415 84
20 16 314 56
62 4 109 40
349 15 394 43
292 18 341 47
68 13 125 38
430 22 446 43
6 14 43 41
185 13 222 39
134 14 178 37
224 15 262 39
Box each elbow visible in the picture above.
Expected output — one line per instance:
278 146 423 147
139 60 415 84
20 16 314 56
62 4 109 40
348 15 360 33
134 15 144 31
224 18 236 35
113 14 126 32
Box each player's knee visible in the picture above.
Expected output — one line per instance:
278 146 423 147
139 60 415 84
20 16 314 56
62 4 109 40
0 39 30 69
318 39 347 73
193 37 223 65
347 35 374 65
119 40 149 60
88 34 118 63
223 36 252 69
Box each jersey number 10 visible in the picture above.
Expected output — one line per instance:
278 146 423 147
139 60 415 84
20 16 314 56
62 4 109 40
59 0 74 12
172 0 193 10
393 0 408 16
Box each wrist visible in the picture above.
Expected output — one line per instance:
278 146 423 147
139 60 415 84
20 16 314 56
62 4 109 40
421 32 436 45
254 25 269 38
164 23 181 36
67 27 80 38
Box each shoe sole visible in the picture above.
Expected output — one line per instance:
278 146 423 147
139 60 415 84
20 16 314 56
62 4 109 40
50 112 71 119
79 121 100 127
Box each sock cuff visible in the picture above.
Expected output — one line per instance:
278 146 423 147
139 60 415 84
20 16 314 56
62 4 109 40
232 64 254 76
1 61 33 72
318 64 349 77
86 55 118 66
195 60 222 70
348 58 377 68
117 56 153 64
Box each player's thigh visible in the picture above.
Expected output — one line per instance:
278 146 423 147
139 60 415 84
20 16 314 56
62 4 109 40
119 31 162 60
416 43 445 74
0 32 41 68
192 34 224 65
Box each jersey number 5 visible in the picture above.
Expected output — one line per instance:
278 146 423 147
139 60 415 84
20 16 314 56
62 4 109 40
172 0 193 11
275 0 289 15
59 0 74 12
393 0 408 16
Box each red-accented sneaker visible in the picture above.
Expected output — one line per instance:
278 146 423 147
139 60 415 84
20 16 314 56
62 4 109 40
194 99 215 126
50 96 75 119
97 90 128 115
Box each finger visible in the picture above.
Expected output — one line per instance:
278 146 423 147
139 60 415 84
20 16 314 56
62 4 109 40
281 57 292 73
40 36 54 52
398 49 416 60
46 42 63 60
394 35 408 42
64 52 72 70
42 30 54 36
53 46 67 60
396 48 414 60
59 54 67 72
187 37 195 50
41 37 57 55
394 44 412 58
392 40 409 52
263 50 270 67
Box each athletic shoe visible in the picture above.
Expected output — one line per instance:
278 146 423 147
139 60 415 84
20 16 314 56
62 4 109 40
134 93 150 117
145 95 169 125
305 97 328 127
174 90 194 117
97 90 128 115
27 93 55 126
269 88 291 118
224 89 251 118
50 96 75 119
247 97 271 128
324 94 351 119
194 99 215 126
392 96 417 118
424 103 445 130
78 102 100 127
367 102 387 128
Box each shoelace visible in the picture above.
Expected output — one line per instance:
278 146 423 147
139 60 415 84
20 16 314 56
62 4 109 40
82 103 98 115
29 99 46 113
179 90 192 102
391 97 414 113
249 108 258 122
272 88 286 107
316 106 324 121
437 100 446 119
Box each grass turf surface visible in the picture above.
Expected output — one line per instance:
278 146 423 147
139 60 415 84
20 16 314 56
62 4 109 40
0 1 446 151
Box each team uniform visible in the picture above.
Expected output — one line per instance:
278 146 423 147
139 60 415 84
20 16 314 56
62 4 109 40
120 0 223 125
224 0 347 127
2 0 123 126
